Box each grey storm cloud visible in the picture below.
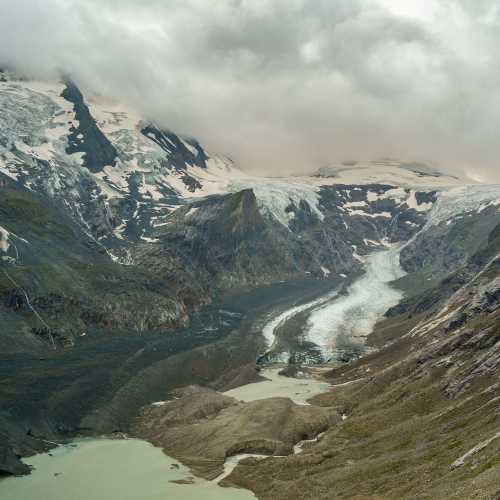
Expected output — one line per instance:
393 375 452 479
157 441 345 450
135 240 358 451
1 0 500 182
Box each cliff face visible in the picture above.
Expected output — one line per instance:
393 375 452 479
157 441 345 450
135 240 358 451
61 81 118 173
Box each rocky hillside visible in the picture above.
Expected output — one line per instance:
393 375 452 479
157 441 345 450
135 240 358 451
0 176 204 352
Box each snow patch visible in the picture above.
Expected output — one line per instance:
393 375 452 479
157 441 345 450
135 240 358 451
451 431 500 469
343 200 367 208
0 226 10 252
140 235 160 243
213 454 268 484
230 179 325 228
321 266 331 277
185 206 199 218
427 186 500 227
347 209 392 218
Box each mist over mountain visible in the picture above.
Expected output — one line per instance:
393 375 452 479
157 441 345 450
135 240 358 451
2 0 500 181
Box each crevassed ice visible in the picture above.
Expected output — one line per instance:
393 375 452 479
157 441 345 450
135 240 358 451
305 247 405 359
427 185 500 227
262 290 339 349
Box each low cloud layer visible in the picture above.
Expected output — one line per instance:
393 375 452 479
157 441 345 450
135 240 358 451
1 0 500 181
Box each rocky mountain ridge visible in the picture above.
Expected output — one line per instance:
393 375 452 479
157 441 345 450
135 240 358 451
0 75 473 348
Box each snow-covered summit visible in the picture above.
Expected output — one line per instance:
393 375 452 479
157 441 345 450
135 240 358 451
314 160 466 188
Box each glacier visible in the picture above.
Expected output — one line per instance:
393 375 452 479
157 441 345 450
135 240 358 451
262 289 340 350
301 184 500 361
304 246 405 361
425 185 500 227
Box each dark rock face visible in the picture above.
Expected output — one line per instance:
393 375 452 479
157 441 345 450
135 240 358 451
138 189 300 291
143 189 347 291
141 124 208 171
0 441 30 476
400 206 500 281
139 124 207 194
287 199 320 232
61 81 118 173
318 184 434 247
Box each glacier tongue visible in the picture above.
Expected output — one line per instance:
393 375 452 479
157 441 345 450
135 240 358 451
262 290 340 351
305 246 405 361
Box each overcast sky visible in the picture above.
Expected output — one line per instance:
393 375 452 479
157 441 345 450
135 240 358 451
1 0 500 181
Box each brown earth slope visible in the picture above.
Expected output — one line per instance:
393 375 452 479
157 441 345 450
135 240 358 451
133 385 340 479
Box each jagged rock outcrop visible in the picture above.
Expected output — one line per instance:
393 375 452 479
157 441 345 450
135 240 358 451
61 81 118 172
